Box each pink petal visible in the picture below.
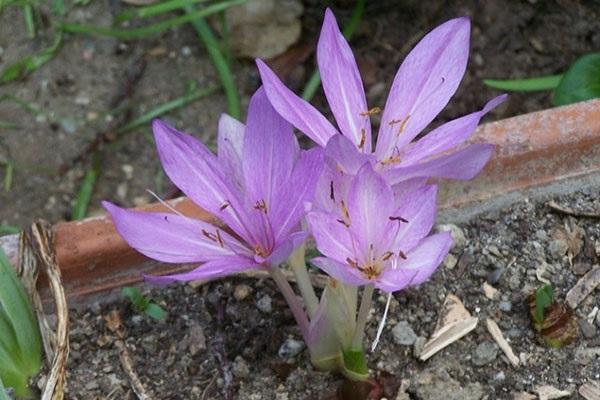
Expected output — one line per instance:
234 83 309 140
103 201 249 263
270 147 324 242
347 164 395 257
324 134 375 175
152 119 256 245
256 59 339 147
385 143 494 184
388 185 437 253
307 210 355 264
217 113 245 189
262 231 308 266
312 161 353 215
376 232 452 292
375 18 471 161
312 257 368 287
144 256 263 285
243 87 299 210
401 94 507 164
318 9 371 152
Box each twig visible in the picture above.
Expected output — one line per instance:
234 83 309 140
547 200 600 219
115 340 152 400
201 373 218 400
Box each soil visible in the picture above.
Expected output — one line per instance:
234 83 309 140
59 186 600 399
1 0 600 227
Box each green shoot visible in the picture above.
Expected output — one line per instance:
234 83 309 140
0 33 62 84
553 52 600 106
186 4 241 118
0 248 42 398
483 75 563 92
62 0 245 40
0 120 19 129
0 225 19 236
534 283 554 324
22 3 35 38
302 0 366 101
2 162 13 192
71 152 101 220
115 0 210 23
122 286 167 321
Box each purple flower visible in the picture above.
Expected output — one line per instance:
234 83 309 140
306 163 451 292
256 9 506 185
103 87 323 284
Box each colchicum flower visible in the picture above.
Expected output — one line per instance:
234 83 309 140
256 10 507 185
307 163 451 293
104 87 323 285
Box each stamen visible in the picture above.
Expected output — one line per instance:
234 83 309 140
219 201 230 211
253 199 268 213
346 257 360 269
382 251 394 261
359 107 381 117
399 250 407 260
254 244 268 258
358 129 366 149
340 200 351 227
380 155 402 166
389 216 409 223
396 115 410 136
145 189 185 217
202 229 218 242
215 229 224 248
330 181 335 201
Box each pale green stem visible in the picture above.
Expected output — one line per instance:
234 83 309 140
350 284 374 349
270 266 310 339
288 243 319 318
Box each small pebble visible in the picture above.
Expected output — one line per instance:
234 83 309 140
443 253 458 269
573 262 592 276
234 284 252 301
232 355 250 378
436 224 466 250
257 294 272 313
579 319 597 339
492 371 505 382
487 266 505 285
392 320 417 346
413 336 426 357
548 238 568 258
472 342 498 366
181 46 192 56
499 301 512 312
278 338 304 358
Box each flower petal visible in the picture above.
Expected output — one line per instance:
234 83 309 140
324 134 374 175
317 9 371 151
375 17 471 160
243 87 299 210
152 119 256 244
103 201 249 263
217 113 245 189
262 231 308 266
270 147 324 242
401 94 507 164
376 232 452 292
307 210 355 263
144 256 263 285
347 163 395 256
385 144 494 184
312 257 368 287
388 185 437 253
256 59 339 147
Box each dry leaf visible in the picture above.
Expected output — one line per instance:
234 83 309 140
534 384 572 400
486 318 519 367
566 265 600 309
579 380 600 400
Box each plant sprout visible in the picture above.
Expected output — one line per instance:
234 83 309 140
106 9 501 381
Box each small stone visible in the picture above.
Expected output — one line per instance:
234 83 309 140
181 46 192 56
436 224 466 251
548 238 569 258
473 52 484 66
117 183 128 199
278 338 304 358
579 319 597 339
367 82 386 101
487 266 505 285
85 380 99 391
232 355 250 378
234 284 252 301
499 301 512 312
443 253 458 269
121 164 134 180
392 321 417 346
413 336 426 357
188 323 207 356
59 118 77 134
472 342 498 366
573 262 592 276
492 371 505 382
256 294 272 313
130 315 144 325
75 94 91 106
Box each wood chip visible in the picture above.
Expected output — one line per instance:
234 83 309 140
486 318 519 367
483 281 499 300
534 385 572 400
566 265 600 309
579 381 600 400
419 294 478 361
116 340 152 400
588 306 599 325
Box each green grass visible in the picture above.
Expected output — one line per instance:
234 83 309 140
0 33 62 84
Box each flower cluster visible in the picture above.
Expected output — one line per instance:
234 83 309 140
105 9 505 380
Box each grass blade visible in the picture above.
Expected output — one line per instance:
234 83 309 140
0 225 19 236
0 32 62 84
483 74 563 92
115 0 209 23
301 0 366 101
3 162 13 192
71 152 101 220
186 5 241 118
22 3 35 38
62 0 245 40
117 84 218 134
0 120 19 129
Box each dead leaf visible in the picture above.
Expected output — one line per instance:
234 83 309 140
566 265 600 309
534 384 572 400
579 380 600 400
486 318 519 367
419 294 478 361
